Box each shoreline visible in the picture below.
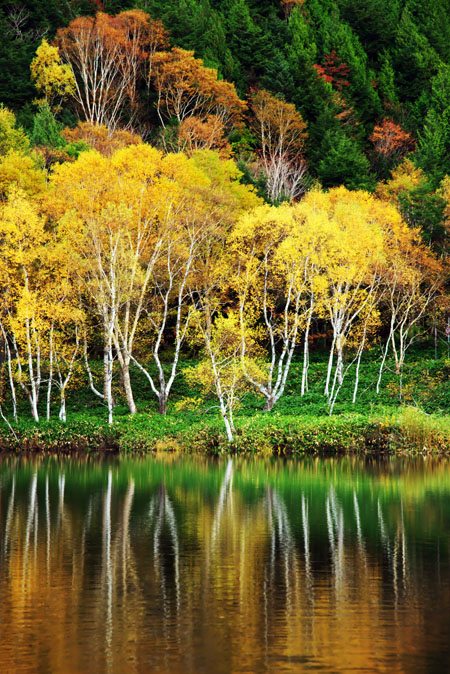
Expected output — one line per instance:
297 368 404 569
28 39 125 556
1 410 449 456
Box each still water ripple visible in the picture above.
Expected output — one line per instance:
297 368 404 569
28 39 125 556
0 455 449 673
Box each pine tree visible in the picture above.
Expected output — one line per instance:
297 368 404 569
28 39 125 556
337 0 401 58
416 64 450 184
31 102 65 148
392 8 440 102
316 128 374 190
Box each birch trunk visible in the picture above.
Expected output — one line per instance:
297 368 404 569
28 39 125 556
46 326 54 421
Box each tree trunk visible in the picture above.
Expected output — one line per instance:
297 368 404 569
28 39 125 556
121 357 136 415
222 414 233 443
104 339 114 425
263 396 275 412
158 392 167 415
325 335 335 397
376 332 392 394
47 342 53 421
30 396 39 423
301 336 309 397
353 348 363 404
59 396 66 422
336 344 344 387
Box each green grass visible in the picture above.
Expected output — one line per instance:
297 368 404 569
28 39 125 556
1 344 450 454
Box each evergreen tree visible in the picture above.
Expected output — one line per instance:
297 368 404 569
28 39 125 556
316 127 374 190
337 0 400 59
286 7 334 121
416 64 450 184
392 8 440 102
398 182 446 244
31 102 65 148
377 51 398 105
320 17 381 124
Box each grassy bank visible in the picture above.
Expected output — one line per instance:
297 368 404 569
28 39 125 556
1 407 450 456
1 347 450 455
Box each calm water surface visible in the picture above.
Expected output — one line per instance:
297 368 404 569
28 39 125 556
0 454 449 673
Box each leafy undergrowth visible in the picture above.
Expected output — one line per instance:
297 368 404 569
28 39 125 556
0 408 449 455
1 348 450 455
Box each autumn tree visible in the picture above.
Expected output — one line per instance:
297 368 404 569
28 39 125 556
55 10 168 130
370 119 413 158
132 150 260 415
250 89 307 202
293 188 386 408
376 224 442 396
375 158 424 205
0 188 50 422
0 106 30 157
178 115 230 156
30 38 75 112
377 159 446 245
0 151 46 200
314 51 351 90
50 144 259 419
151 47 245 129
50 145 172 420
231 203 315 411
62 121 143 156
186 312 259 442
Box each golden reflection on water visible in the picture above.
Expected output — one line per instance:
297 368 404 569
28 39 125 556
0 456 449 673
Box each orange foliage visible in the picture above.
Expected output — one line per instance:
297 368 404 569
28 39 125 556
250 89 306 160
250 89 307 201
313 64 333 84
151 47 245 128
280 0 304 18
178 115 231 156
55 10 168 129
370 119 413 158
62 121 142 156
333 92 358 128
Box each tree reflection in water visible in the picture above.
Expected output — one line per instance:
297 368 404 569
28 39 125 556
0 456 449 673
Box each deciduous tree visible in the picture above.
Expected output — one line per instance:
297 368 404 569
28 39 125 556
151 47 245 128
250 89 307 202
56 10 168 129
30 38 75 112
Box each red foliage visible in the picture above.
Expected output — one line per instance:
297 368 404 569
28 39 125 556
314 51 350 90
313 64 332 84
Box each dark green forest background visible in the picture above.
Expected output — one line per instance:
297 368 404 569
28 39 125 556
2 0 450 240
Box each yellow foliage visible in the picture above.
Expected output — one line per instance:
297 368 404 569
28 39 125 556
0 151 46 199
0 106 30 157
30 39 76 111
375 159 423 206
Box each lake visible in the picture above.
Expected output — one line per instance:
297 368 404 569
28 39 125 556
0 454 449 673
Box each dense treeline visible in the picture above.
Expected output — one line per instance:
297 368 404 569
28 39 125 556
4 1 450 206
0 108 445 439
0 1 449 440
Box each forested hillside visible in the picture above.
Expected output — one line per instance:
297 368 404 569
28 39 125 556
0 0 449 442
2 1 450 216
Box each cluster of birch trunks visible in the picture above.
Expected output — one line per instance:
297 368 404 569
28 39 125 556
0 146 442 441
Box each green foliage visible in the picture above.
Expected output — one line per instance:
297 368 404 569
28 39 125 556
398 180 446 243
316 128 374 190
1 0 450 198
416 64 450 184
1 347 450 454
31 101 65 148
